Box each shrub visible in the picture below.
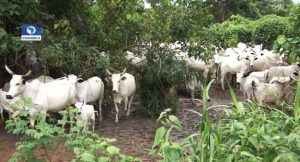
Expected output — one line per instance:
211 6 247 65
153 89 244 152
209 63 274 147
137 44 188 116
6 99 141 162
202 15 255 47
252 15 292 49
289 5 300 35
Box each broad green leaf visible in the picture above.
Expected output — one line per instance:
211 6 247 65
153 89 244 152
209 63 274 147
98 157 109 162
106 146 120 155
241 151 256 158
80 152 96 162
276 35 286 45
152 127 166 148
168 115 182 129
248 136 259 151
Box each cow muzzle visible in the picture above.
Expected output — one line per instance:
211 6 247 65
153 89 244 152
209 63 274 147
6 95 13 100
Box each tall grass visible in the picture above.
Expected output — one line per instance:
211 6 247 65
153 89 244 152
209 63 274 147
151 78 300 161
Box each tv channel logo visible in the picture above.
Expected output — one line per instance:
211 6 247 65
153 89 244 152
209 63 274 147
21 24 41 41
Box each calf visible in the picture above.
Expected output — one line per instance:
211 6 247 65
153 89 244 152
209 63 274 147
106 68 136 123
74 102 96 132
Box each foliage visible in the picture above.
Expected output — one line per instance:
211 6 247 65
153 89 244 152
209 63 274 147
5 99 141 162
273 35 300 63
200 14 292 49
150 80 300 161
203 15 255 47
138 44 188 116
289 4 300 35
150 80 220 162
252 15 292 49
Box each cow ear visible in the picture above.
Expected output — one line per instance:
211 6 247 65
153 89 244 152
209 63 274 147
121 76 127 80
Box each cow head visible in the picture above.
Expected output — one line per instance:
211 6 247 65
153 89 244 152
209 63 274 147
106 68 127 94
67 74 78 85
5 65 32 99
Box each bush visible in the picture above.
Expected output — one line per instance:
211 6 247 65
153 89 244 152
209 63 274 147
289 5 300 35
252 15 292 49
203 15 254 47
200 14 293 49
6 99 141 162
137 44 188 116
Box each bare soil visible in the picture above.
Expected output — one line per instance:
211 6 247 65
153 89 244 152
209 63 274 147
0 86 244 162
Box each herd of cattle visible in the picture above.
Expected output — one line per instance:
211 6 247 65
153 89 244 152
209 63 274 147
0 42 299 131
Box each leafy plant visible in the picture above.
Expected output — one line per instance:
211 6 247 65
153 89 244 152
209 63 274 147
5 99 141 162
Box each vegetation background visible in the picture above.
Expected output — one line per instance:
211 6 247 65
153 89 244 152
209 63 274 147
0 0 300 161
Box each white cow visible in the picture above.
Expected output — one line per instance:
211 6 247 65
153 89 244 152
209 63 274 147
106 68 136 123
5 65 77 126
186 74 210 103
76 76 104 121
125 51 147 67
251 80 286 105
239 74 259 100
249 70 269 82
266 63 300 82
269 72 299 84
219 55 255 90
251 50 285 72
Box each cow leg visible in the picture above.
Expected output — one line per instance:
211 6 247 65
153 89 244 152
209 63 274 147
221 73 225 90
92 119 95 133
0 108 3 121
124 97 128 112
98 98 103 121
29 109 36 127
127 95 134 117
114 102 119 123
83 121 87 131
69 108 74 130
191 89 195 104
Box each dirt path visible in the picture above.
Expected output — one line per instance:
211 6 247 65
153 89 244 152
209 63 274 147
0 86 243 161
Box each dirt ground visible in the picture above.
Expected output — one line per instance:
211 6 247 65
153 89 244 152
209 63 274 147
0 85 244 162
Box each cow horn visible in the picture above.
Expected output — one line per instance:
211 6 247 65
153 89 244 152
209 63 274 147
60 70 67 76
121 68 126 75
22 70 32 77
106 69 112 76
5 65 15 75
